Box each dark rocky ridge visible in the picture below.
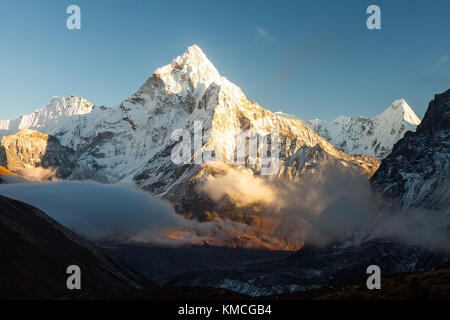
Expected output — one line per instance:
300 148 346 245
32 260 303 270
417 89 450 134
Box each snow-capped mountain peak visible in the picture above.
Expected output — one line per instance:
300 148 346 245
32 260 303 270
150 45 221 96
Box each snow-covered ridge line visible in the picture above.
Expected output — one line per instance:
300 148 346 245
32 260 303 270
0 44 419 163
0 96 99 149
0 96 94 130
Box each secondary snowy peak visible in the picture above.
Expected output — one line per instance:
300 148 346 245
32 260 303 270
376 99 421 126
303 99 421 160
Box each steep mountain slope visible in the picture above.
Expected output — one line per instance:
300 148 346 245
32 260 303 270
0 194 149 299
0 45 378 201
371 89 450 210
303 99 421 160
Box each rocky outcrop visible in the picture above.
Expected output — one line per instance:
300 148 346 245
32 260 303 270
0 128 76 179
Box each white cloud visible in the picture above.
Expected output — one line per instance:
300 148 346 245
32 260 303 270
439 54 449 63
255 26 272 41
430 54 448 70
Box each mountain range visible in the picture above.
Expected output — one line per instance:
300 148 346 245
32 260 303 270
0 45 380 224
0 46 409 196
0 45 448 298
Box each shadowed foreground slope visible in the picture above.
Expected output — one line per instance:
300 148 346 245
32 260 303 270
0 195 150 299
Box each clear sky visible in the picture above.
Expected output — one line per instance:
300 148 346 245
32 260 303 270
0 0 449 121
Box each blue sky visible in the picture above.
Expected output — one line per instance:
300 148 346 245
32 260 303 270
0 0 449 121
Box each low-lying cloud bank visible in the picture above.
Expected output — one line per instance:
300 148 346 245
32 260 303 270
0 181 185 238
16 167 59 182
0 179 266 248
0 165 448 251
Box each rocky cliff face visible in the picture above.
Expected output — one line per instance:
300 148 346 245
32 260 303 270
0 128 76 179
303 99 421 160
371 89 450 210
